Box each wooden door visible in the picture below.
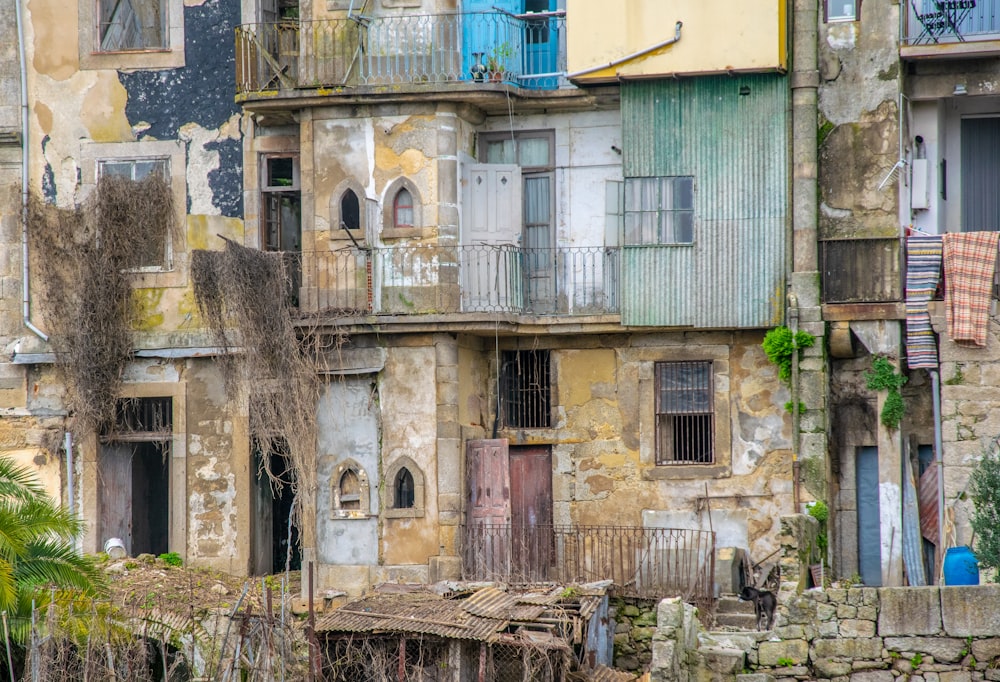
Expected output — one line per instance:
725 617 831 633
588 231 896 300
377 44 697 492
510 445 553 581
465 439 511 579
99 444 134 554
250 447 274 575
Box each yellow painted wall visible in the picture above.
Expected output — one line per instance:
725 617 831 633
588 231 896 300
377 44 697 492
567 0 787 81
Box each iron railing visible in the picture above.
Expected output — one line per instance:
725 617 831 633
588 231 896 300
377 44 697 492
903 0 1000 46
296 245 620 316
462 524 716 602
236 12 567 94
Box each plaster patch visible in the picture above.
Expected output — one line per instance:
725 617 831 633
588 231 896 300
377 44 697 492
826 25 857 50
180 120 226 215
35 102 53 136
820 202 852 219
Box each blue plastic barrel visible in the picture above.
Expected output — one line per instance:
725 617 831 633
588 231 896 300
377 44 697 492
943 546 979 585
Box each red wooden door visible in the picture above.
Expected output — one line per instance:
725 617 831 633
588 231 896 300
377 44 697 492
510 445 553 581
466 439 511 580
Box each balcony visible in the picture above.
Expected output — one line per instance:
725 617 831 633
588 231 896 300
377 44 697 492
236 11 567 98
294 245 619 319
902 0 1000 59
462 524 716 603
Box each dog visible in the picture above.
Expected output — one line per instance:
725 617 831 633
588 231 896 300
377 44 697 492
738 585 777 631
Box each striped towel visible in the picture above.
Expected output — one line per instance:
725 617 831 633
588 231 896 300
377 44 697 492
905 235 943 368
943 231 1000 347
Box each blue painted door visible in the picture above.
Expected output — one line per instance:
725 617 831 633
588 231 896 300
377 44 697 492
521 0 558 89
462 0 518 82
856 446 882 586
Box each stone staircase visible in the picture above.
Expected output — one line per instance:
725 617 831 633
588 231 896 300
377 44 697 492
713 593 761 630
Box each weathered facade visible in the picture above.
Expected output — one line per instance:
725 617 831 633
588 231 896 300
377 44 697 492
0 0 853 605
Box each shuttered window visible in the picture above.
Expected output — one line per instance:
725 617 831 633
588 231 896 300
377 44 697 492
655 361 714 465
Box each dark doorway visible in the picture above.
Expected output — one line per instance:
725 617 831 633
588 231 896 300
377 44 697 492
99 397 172 556
251 443 300 575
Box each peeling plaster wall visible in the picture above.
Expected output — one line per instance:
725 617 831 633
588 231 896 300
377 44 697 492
817 1 901 239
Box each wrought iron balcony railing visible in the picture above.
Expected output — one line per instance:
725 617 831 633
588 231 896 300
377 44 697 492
236 11 567 94
295 245 620 317
462 524 716 602
903 0 1000 47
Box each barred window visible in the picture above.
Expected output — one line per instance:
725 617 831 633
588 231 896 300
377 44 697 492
500 350 551 429
656 361 714 465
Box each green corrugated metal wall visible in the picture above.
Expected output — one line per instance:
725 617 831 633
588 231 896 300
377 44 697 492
620 74 788 328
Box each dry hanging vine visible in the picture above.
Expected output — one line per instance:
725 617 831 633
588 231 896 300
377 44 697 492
27 175 176 433
191 239 336 553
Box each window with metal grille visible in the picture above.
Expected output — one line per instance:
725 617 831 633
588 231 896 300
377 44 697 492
500 350 551 429
102 397 172 441
655 361 714 465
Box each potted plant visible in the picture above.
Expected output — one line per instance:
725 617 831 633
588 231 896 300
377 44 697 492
487 42 514 82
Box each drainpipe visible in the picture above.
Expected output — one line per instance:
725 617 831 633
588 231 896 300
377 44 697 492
930 369 946 577
64 431 74 517
789 292 801 511
16 0 47 341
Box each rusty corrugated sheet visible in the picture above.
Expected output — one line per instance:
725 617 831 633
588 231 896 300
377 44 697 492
621 75 788 328
462 586 544 621
315 593 502 640
919 462 939 543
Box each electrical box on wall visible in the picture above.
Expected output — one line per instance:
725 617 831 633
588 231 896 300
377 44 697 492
912 158 930 210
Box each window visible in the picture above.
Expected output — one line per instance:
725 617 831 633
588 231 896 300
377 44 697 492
655 361 714 465
341 189 361 231
331 459 371 518
394 468 415 509
97 157 171 269
393 188 414 229
260 155 301 252
383 456 425 518
826 0 858 22
625 176 694 245
500 350 551 429
99 0 167 51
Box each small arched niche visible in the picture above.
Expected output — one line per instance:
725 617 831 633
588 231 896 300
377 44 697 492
331 459 371 519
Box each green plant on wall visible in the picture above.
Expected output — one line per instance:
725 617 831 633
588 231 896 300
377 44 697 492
865 355 907 429
762 326 816 385
806 499 829 562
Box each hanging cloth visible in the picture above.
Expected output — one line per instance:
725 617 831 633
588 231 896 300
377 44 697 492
905 235 943 368
943 231 1000 347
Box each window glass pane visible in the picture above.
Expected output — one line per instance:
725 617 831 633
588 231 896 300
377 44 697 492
100 0 166 51
827 0 856 21
394 189 414 228
518 137 550 167
673 177 694 210
340 190 360 230
134 159 167 179
267 157 295 187
524 176 550 230
674 210 694 243
486 140 515 164
100 161 134 178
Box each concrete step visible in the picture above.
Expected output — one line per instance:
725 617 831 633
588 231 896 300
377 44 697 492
715 612 760 630
716 596 755 614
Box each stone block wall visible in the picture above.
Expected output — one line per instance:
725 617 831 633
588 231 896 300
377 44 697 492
746 584 1000 680
610 598 660 672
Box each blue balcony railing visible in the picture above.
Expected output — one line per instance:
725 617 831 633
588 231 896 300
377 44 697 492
903 0 1000 46
236 11 567 94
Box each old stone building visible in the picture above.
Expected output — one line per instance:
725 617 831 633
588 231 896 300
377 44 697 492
20 0 985 601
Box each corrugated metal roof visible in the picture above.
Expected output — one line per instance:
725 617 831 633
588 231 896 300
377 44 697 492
316 592 501 641
620 75 788 328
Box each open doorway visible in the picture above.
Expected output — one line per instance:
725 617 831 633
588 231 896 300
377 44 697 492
251 442 301 575
98 397 172 556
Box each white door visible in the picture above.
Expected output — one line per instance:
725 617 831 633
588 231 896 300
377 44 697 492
461 164 522 311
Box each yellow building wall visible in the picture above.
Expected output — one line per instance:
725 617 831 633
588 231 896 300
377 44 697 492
567 0 787 81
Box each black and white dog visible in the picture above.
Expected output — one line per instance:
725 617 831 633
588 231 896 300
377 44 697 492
738 585 777 631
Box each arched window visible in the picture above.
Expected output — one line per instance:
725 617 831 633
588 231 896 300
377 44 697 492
393 188 414 229
331 459 371 518
383 456 425 518
340 189 360 231
394 468 415 509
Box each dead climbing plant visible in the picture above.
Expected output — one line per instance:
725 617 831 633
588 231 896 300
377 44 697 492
27 174 176 433
191 239 338 557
